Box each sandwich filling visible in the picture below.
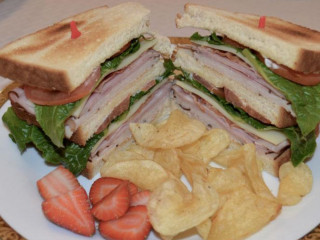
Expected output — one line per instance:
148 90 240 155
189 32 320 137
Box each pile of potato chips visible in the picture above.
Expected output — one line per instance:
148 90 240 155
100 110 313 240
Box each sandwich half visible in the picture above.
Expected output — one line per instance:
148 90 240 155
0 3 174 178
174 4 320 175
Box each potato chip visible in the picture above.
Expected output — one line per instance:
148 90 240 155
212 141 243 168
208 186 281 240
100 160 168 190
241 144 277 202
148 175 219 236
180 129 230 164
126 143 155 159
153 148 181 177
196 218 212 240
278 161 313 206
178 151 207 185
100 144 154 173
130 110 206 149
207 167 251 196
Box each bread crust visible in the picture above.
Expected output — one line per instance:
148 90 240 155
224 88 296 128
176 3 320 73
0 3 150 92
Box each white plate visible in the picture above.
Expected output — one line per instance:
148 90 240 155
0 100 319 240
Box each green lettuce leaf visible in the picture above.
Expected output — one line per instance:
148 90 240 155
177 70 316 166
282 127 316 166
35 101 80 148
2 107 62 164
157 58 177 81
191 32 225 45
100 38 140 76
2 107 104 175
63 133 104 175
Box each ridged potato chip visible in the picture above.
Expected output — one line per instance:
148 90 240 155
126 143 155 159
100 160 168 190
212 141 243 168
278 161 313 205
208 186 281 240
101 144 154 172
148 175 219 236
130 110 206 149
207 167 251 206
180 129 230 164
178 151 207 185
241 144 277 202
153 148 181 177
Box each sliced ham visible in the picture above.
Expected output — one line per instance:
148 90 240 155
172 84 290 157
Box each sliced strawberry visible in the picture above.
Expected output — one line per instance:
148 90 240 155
130 190 151 207
37 166 80 200
128 182 139 196
89 177 123 205
99 205 151 240
89 177 138 205
42 187 95 236
91 181 130 221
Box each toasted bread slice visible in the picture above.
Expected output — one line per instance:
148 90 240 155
0 3 150 92
176 4 320 73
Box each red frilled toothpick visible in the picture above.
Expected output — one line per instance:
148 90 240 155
70 21 81 39
258 16 266 29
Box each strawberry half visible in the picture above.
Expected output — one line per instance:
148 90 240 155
130 190 151 207
37 166 80 200
42 186 95 236
99 205 151 240
89 177 138 205
91 181 130 221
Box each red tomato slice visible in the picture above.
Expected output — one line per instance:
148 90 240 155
25 68 100 106
264 59 320 86
256 53 320 86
